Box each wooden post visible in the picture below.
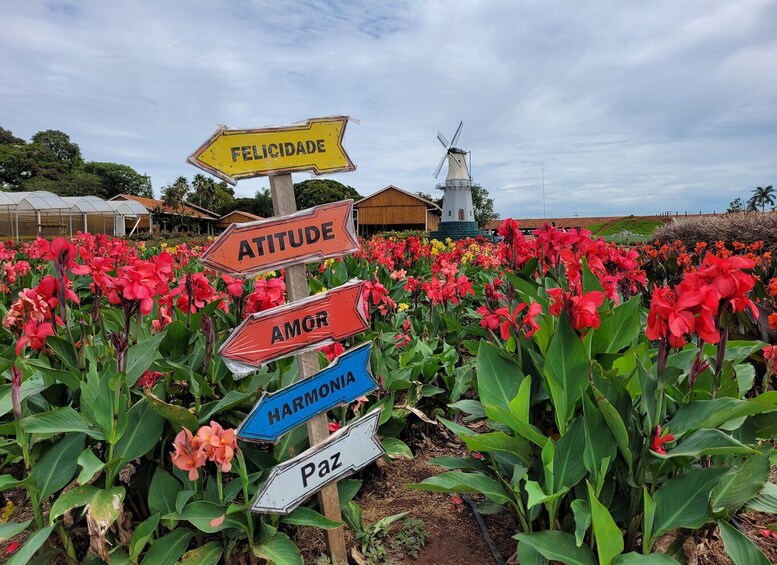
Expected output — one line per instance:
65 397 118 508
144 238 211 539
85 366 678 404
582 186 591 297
269 173 348 564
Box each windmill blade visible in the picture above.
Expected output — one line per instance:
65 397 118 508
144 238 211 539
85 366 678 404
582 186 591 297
437 131 449 148
450 121 463 147
433 152 447 178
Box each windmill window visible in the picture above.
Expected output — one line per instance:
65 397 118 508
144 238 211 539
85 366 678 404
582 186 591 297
458 209 465 221
448 211 451 216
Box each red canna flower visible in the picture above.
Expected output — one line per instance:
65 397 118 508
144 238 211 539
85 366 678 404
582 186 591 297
16 320 55 355
495 303 526 341
757 528 777 539
137 370 164 388
477 306 501 332
547 287 565 316
328 421 342 433
569 291 605 331
763 345 777 376
221 274 245 298
5 540 20 555
521 302 543 337
244 277 286 316
319 342 345 361
650 425 675 455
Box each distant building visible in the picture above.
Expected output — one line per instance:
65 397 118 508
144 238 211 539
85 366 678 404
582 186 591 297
353 186 441 236
109 194 219 234
0 190 150 239
216 210 264 232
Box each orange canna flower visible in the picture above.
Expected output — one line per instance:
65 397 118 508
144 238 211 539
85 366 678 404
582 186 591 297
171 428 206 481
197 421 238 473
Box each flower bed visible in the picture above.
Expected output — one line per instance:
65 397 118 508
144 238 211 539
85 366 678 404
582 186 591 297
0 224 775 563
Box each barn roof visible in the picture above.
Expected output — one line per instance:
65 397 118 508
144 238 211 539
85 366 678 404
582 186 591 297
110 194 216 219
219 210 264 222
356 185 442 212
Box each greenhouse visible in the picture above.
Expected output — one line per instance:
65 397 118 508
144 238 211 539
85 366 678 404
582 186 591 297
0 191 150 239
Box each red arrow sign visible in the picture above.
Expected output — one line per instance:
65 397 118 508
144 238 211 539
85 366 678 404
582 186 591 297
219 280 369 375
200 200 358 278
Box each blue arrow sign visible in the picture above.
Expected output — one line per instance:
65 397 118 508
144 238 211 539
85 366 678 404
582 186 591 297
237 343 377 442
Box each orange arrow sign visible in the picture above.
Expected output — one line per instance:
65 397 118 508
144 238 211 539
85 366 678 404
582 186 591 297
200 200 358 278
220 281 369 375
187 116 355 184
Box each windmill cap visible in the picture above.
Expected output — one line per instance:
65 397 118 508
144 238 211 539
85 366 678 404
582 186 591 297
449 147 467 154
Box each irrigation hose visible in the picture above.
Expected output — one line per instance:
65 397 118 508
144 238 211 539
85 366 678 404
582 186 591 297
462 494 507 565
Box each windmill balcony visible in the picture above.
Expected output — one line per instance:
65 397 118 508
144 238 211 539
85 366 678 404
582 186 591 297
435 179 472 190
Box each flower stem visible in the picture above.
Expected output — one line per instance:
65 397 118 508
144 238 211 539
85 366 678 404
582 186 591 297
217 468 224 506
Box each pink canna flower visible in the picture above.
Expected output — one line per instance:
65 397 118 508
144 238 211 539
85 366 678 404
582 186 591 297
197 421 238 473
171 428 207 481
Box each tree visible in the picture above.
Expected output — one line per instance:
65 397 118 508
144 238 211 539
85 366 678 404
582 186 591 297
190 174 218 211
83 162 153 199
292 179 361 209
415 191 442 207
24 170 104 197
471 183 499 227
750 185 775 212
162 176 190 213
31 130 82 168
727 197 745 213
0 129 81 190
228 188 274 218
254 188 274 216
0 128 25 145
212 181 236 215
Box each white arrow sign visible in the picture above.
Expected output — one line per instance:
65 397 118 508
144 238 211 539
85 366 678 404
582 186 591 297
251 408 384 514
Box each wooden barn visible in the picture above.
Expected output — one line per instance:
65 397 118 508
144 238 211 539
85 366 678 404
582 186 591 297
110 194 219 234
216 210 263 232
354 186 441 235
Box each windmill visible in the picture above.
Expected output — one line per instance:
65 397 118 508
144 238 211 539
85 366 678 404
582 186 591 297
429 121 481 240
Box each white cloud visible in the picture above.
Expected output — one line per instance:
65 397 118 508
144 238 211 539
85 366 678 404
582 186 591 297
1 0 775 216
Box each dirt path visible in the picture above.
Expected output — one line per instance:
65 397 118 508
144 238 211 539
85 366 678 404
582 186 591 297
295 428 515 564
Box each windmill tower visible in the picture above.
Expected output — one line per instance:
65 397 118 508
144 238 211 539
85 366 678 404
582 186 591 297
429 121 482 240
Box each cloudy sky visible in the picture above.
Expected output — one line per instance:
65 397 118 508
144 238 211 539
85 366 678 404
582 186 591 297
2 0 776 218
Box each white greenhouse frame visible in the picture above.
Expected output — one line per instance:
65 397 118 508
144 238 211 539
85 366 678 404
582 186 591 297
0 191 150 239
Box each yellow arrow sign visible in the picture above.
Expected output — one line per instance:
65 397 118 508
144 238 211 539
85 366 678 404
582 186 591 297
187 116 355 184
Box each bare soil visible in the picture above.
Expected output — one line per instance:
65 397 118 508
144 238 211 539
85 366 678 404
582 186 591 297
294 425 514 564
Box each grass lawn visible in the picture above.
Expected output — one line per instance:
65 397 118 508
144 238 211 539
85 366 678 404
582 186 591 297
588 217 667 236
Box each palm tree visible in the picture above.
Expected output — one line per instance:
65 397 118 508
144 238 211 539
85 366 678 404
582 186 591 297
191 174 217 210
162 176 190 231
750 185 775 212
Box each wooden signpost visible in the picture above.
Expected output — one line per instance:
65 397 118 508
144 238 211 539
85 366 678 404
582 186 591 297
191 116 370 564
187 115 355 184
237 343 377 442
251 409 383 514
219 280 369 376
199 199 359 278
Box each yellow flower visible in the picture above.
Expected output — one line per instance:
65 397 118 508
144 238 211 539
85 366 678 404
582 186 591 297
315 287 328 295
398 303 409 312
